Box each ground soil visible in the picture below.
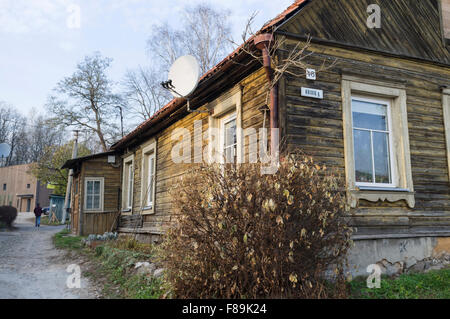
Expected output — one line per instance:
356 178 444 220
0 212 100 299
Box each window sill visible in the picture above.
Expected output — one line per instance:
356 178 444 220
141 206 155 215
84 210 103 213
349 187 415 209
121 209 132 215
357 186 410 192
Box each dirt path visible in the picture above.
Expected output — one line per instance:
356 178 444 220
0 212 98 299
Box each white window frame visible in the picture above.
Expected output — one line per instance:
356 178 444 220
443 89 450 181
220 112 237 164
208 85 243 164
342 76 415 209
140 141 157 214
122 154 134 212
84 177 104 212
352 95 397 189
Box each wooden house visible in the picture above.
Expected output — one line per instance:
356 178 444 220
62 151 121 236
109 0 450 275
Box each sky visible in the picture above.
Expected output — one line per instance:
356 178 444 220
0 0 294 117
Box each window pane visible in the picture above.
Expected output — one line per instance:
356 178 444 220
86 194 93 209
93 181 100 195
93 195 100 209
148 157 154 204
225 146 235 163
373 132 391 184
354 129 373 183
87 181 93 194
128 164 133 207
224 119 236 148
352 100 388 131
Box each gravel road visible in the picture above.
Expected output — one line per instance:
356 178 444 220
0 212 97 299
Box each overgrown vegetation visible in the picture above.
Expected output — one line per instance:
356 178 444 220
89 240 164 299
53 230 164 299
161 155 353 299
30 141 91 195
40 215 61 226
53 229 84 250
0 206 17 229
350 267 450 299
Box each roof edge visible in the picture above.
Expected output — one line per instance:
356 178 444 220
110 0 309 151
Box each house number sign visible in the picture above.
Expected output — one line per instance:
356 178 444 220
306 68 316 80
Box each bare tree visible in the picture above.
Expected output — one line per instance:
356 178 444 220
0 102 28 166
7 122 28 165
46 52 122 152
147 3 233 74
0 102 15 144
0 103 67 167
122 66 171 121
27 113 65 163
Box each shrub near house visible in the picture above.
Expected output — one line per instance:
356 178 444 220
161 155 352 299
110 0 450 284
0 206 17 228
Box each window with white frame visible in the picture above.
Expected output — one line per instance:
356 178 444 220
342 77 415 208
208 86 242 164
122 155 134 211
352 96 395 187
221 112 237 163
141 142 156 212
84 177 104 211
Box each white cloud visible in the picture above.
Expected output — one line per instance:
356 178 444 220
0 0 72 34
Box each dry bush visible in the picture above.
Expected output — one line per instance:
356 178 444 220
109 236 155 256
160 155 352 298
0 206 17 228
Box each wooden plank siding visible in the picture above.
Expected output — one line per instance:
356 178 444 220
70 156 121 235
121 68 268 236
115 0 450 241
279 0 450 65
279 38 450 237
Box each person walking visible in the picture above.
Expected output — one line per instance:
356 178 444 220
34 203 43 228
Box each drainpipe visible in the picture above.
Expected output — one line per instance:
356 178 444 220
254 33 278 153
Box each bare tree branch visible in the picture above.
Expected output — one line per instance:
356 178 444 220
46 52 122 152
146 3 233 75
229 13 338 104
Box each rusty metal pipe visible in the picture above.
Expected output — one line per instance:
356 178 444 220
254 33 279 152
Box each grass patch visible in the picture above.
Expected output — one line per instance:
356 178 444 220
54 231 165 299
90 242 165 299
53 229 85 250
41 216 61 226
350 267 450 299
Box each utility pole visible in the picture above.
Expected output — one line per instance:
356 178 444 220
116 105 124 138
61 130 79 225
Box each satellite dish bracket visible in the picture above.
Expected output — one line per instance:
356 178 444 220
161 80 209 114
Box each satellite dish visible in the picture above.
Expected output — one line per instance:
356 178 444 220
0 143 11 158
167 55 200 98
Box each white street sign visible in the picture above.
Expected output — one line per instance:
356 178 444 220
301 87 323 99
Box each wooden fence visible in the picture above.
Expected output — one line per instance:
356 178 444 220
82 211 120 236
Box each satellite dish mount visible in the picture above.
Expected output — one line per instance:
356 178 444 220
161 55 208 114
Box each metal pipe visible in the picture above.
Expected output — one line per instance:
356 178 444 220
254 33 279 153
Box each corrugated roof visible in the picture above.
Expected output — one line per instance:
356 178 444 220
111 0 308 150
